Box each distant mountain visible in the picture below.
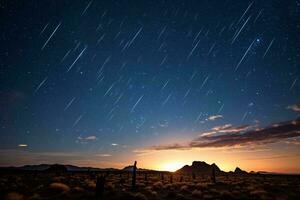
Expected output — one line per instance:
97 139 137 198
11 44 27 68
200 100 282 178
0 164 119 172
122 165 135 172
234 167 248 175
176 161 249 175
65 165 118 172
122 165 160 172
20 164 51 171
45 164 67 172
176 161 223 174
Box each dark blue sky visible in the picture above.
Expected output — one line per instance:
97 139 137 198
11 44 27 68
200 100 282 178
0 0 299 170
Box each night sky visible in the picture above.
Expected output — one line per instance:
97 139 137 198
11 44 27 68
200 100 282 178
0 0 300 172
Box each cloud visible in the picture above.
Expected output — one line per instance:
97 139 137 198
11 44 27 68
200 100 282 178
207 115 223 121
76 135 97 143
287 104 300 112
111 143 118 146
18 144 28 147
150 118 300 150
85 136 97 140
284 136 300 145
201 124 253 136
243 153 300 160
97 154 112 157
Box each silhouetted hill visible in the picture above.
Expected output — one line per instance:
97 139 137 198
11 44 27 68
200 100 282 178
0 164 119 172
44 164 67 172
122 165 164 172
176 161 222 174
176 161 251 175
234 167 248 175
20 164 51 171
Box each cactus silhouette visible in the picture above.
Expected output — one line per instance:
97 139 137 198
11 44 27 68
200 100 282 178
212 167 216 183
96 175 105 198
192 173 196 180
144 173 148 182
132 161 137 190
170 174 173 183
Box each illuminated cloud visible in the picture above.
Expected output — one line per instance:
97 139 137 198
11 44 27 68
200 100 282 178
97 154 112 157
287 104 300 112
111 143 118 146
207 115 223 121
18 144 28 147
284 136 300 145
201 124 252 136
150 118 300 150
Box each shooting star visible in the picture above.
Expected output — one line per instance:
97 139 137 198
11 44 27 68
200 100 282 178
41 22 61 50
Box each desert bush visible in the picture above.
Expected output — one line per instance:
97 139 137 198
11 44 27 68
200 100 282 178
176 194 190 200
203 194 214 200
179 185 189 193
137 182 145 188
106 182 115 191
27 193 41 200
5 192 23 200
152 181 163 190
150 191 158 199
49 182 70 193
166 190 177 199
84 179 96 189
196 182 208 190
73 186 84 192
134 192 148 200
192 189 202 197
163 183 173 190
250 189 270 199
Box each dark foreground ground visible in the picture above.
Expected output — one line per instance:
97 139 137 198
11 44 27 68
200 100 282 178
1 171 299 200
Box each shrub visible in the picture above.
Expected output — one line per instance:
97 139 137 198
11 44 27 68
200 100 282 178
152 181 163 190
163 183 173 190
49 182 70 193
135 193 148 200
192 189 202 197
180 185 189 193
5 192 23 200
73 186 84 192
85 179 96 189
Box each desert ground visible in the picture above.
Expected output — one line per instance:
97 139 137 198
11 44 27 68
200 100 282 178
1 170 300 200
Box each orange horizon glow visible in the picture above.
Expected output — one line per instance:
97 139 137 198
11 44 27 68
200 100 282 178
133 145 300 174
1 143 300 174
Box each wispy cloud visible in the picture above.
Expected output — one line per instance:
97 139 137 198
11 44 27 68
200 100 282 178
287 104 300 112
97 154 112 157
243 153 300 160
150 118 300 150
84 136 97 140
76 135 98 144
207 115 223 121
201 124 252 136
